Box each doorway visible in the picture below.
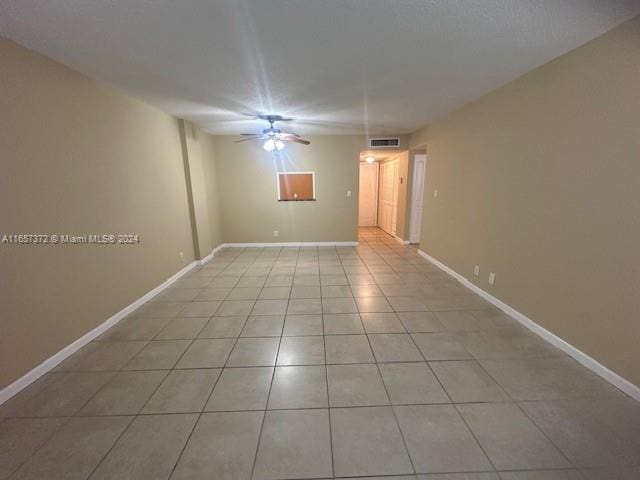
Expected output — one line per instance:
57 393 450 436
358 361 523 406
358 161 379 227
409 154 426 243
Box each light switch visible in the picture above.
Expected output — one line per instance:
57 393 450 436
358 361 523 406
434 189 439 198
488 272 496 285
347 190 352 197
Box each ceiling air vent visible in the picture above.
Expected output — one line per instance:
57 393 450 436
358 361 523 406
369 137 400 148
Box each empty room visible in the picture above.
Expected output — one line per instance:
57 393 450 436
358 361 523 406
1 2 639 480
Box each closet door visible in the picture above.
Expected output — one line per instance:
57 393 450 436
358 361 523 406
378 159 398 235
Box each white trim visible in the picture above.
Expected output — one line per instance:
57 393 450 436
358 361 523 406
197 243 225 265
394 236 410 245
0 261 199 406
417 249 640 401
276 171 316 201
222 241 358 248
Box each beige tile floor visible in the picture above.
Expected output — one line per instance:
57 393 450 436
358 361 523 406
1 227 639 479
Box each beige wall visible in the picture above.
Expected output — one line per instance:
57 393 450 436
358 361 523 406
419 16 640 386
0 38 195 388
201 133 224 250
213 135 365 243
179 120 223 258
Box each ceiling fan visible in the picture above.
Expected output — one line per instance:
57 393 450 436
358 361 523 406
235 114 310 151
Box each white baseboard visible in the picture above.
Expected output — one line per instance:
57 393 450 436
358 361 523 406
417 248 640 402
222 241 358 248
197 243 226 265
0 260 199 406
394 236 410 245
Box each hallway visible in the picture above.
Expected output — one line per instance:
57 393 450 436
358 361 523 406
1 229 638 479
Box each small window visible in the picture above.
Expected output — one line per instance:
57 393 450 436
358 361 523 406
277 172 315 201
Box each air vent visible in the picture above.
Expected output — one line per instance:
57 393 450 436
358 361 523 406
369 137 400 148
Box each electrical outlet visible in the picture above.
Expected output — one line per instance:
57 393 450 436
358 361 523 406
488 272 496 285
473 265 480 276
347 190 352 197
434 189 439 198
179 251 184 260
273 230 279 237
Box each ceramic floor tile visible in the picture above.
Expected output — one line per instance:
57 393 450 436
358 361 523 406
142 368 220 413
90 414 197 480
328 364 389 407
350 285 384 297
395 404 492 473
412 333 473 360
0 418 67 479
430 360 508 403
361 312 406 333
457 402 571 470
356 296 394 313
325 334 374 364
241 315 284 337
171 411 263 480
55 341 146 371
198 316 246 338
331 406 414 477
519 399 639 468
283 314 324 336
277 336 325 365
97 317 170 341
291 285 321 298
498 470 584 479
369 334 423 362
1 372 113 417
11 416 131 480
252 299 289 316
226 287 262 300
154 317 208 340
268 365 328 409
321 285 353 297
323 313 365 335
323 297 359 314
176 338 235 368
216 300 255 316
131 301 184 318
387 296 429 312
397 312 444 333
206 367 273 411
259 286 292 299
287 298 323 315
436 310 486 331
124 340 191 370
180 301 221 317
479 357 619 401
227 337 280 367
79 370 167 415
195 287 232 301
379 362 449 404
253 409 332 480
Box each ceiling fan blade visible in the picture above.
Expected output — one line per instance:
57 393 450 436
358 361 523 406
234 136 262 143
281 136 311 145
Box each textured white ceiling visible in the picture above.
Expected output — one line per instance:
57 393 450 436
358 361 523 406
1 1 638 135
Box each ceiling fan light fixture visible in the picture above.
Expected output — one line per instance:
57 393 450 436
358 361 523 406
263 138 286 152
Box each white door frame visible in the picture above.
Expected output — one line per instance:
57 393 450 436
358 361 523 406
358 161 379 227
409 154 427 243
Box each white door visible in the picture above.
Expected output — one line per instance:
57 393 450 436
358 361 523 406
358 162 379 226
378 159 399 235
409 154 426 243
